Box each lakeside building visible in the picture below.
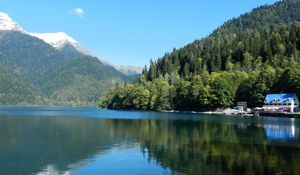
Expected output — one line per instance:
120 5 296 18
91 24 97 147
263 93 299 112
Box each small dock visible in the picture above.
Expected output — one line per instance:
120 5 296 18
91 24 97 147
258 111 300 118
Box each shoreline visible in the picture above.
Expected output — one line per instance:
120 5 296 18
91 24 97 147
1 105 300 118
0 104 97 108
161 108 254 117
163 109 300 118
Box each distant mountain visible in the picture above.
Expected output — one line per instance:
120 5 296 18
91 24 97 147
29 26 142 75
113 65 143 75
0 12 127 105
29 21 142 76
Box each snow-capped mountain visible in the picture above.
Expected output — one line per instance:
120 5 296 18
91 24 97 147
0 12 92 56
0 12 25 32
114 65 142 75
0 11 142 75
0 11 132 105
30 32 94 56
30 32 77 49
94 58 142 75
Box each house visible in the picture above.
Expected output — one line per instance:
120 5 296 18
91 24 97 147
263 93 299 112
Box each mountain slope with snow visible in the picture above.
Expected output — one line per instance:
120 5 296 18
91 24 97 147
114 65 142 75
30 32 77 48
30 32 94 56
0 12 92 56
0 11 130 105
0 11 142 75
0 12 25 32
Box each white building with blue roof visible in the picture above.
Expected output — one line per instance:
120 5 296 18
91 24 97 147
263 93 299 112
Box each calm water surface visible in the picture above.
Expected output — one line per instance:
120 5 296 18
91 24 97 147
0 106 299 175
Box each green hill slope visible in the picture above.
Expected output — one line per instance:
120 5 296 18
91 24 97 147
100 0 300 111
0 65 41 105
0 31 127 105
0 31 65 87
43 56 125 105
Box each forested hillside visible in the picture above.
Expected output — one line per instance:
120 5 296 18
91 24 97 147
0 65 42 105
0 31 126 105
42 56 125 104
100 0 300 111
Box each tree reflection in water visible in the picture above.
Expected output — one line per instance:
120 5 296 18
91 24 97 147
108 118 300 175
0 114 299 175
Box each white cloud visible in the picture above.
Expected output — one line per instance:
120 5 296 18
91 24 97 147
69 8 84 19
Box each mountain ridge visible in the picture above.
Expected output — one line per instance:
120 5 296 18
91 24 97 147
0 12 129 105
0 12 25 32
0 11 142 74
29 32 95 57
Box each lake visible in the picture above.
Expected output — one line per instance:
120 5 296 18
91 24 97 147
0 106 299 175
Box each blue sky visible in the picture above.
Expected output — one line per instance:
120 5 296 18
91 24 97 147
1 0 278 67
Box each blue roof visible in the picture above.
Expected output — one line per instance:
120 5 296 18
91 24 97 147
264 93 297 103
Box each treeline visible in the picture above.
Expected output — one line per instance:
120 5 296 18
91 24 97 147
99 1 300 111
99 64 300 111
147 22 300 78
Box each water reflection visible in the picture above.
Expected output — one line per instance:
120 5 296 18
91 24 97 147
264 118 299 140
0 116 117 175
0 116 172 175
36 165 70 175
108 119 300 175
0 110 300 175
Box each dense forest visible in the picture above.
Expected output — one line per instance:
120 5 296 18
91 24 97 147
0 65 42 105
99 0 300 111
